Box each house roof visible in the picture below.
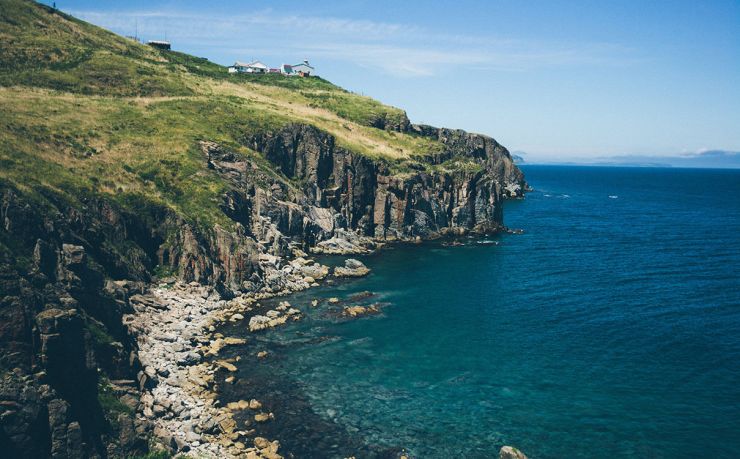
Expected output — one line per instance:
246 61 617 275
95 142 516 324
292 61 314 69
234 60 268 68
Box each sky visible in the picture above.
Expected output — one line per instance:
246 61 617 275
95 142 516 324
52 0 740 161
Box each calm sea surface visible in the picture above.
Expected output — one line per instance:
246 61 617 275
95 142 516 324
220 166 740 458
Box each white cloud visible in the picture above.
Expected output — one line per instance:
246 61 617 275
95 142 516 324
70 8 638 77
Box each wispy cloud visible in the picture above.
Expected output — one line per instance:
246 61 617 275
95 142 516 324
70 8 638 77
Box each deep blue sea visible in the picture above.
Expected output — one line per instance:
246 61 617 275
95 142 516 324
221 166 740 458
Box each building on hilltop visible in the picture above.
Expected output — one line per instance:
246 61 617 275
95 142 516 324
226 59 315 76
279 64 293 75
147 40 170 50
228 60 268 74
281 60 314 76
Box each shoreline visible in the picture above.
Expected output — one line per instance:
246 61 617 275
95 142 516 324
126 250 383 457
126 231 524 458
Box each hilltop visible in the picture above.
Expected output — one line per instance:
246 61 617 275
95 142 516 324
0 1 525 457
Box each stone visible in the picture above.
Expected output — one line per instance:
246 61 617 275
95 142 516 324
243 399 260 411
254 437 271 449
254 412 272 423
173 436 190 452
177 352 202 366
215 360 238 372
218 417 237 434
500 446 528 459
257 351 268 359
185 431 201 443
201 417 219 434
342 304 380 318
300 263 329 280
248 315 271 332
334 258 371 277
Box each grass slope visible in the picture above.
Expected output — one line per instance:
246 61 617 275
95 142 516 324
0 0 445 235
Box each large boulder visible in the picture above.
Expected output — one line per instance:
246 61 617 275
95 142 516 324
333 259 370 278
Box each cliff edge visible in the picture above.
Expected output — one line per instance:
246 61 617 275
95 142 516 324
0 0 526 456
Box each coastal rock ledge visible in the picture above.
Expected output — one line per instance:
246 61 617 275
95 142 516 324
0 122 525 457
0 34 524 459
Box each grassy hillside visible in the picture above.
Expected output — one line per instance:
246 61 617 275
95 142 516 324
0 0 449 233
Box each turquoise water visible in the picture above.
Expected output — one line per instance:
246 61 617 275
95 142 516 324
221 166 740 458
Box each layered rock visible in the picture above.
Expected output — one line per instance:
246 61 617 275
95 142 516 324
0 119 525 456
240 122 526 245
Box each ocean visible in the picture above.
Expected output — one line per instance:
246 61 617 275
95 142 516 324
218 165 740 458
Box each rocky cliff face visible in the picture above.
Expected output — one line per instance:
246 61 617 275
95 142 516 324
0 186 164 458
242 122 525 244
0 121 525 457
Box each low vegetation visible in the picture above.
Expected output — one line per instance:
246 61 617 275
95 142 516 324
0 0 450 239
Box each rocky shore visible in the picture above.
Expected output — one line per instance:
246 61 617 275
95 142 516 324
124 255 379 457
1 60 527 458
0 5 534 455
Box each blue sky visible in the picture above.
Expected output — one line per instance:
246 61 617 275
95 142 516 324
54 0 740 161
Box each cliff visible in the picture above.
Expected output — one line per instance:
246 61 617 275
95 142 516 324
0 0 526 456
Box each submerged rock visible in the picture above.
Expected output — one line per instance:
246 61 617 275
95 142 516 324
342 304 381 318
215 360 238 372
500 446 528 459
254 412 274 423
248 315 271 332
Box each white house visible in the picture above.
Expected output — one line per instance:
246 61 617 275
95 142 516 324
228 60 269 74
281 60 315 76
279 64 293 75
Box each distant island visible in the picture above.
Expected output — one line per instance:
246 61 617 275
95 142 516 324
513 150 740 169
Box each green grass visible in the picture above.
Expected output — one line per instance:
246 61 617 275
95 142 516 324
0 0 489 276
127 451 171 459
300 89 408 128
0 0 194 96
127 450 171 459
98 378 133 427
152 264 177 278
87 320 116 347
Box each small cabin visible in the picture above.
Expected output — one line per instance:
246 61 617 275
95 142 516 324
147 40 171 50
229 61 268 74
290 60 314 76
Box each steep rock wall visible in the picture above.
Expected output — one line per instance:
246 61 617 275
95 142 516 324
0 121 526 457
242 123 525 243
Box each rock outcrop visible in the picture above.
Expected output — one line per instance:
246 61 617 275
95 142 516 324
0 119 524 457
241 123 526 247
